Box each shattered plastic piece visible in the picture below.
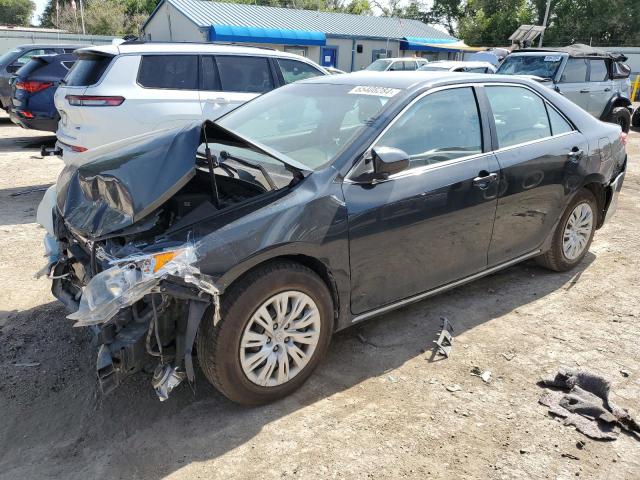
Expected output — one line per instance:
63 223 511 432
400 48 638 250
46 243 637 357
68 245 220 327
152 364 186 401
481 371 492 383
539 367 640 441
446 384 462 392
433 317 454 357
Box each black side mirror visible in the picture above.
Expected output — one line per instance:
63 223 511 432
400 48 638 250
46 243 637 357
371 146 409 179
6 64 20 74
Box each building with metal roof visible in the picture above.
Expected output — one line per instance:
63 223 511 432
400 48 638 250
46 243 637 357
142 0 472 71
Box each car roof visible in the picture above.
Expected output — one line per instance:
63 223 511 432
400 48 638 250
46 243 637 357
424 61 493 68
375 57 425 62
15 44 87 49
75 42 319 61
302 70 513 90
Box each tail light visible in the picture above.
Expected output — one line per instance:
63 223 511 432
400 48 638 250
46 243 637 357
19 110 34 118
65 95 125 107
620 132 627 146
16 81 53 93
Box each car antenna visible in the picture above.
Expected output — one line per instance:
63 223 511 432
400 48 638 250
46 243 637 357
203 124 221 209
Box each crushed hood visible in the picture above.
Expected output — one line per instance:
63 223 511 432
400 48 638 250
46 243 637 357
56 122 202 238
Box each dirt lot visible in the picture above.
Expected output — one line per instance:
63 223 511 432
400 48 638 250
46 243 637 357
0 113 638 480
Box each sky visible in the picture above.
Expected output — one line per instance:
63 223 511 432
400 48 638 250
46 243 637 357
32 0 48 24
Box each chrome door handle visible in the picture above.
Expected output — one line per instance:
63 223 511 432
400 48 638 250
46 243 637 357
604 87 611 92
579 89 590 93
568 148 584 162
472 172 498 189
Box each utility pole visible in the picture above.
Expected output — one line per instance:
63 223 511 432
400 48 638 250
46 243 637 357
79 0 86 35
538 0 552 47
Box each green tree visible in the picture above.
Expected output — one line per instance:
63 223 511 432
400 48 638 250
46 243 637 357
458 0 535 46
422 0 463 36
0 0 35 26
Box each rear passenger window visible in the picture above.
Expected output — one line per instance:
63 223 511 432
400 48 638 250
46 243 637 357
138 55 198 90
589 59 609 81
388 62 402 71
560 58 588 83
486 86 551 148
547 106 573 135
277 59 323 84
402 61 417 71
216 56 274 93
200 56 221 91
376 87 482 168
65 53 113 86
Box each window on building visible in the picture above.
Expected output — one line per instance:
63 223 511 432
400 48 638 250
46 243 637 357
277 59 324 84
375 87 482 168
485 86 551 148
215 56 274 93
283 47 307 57
138 55 198 90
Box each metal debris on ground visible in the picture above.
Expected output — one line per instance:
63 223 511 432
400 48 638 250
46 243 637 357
538 367 640 441
470 366 492 383
446 384 462 393
433 317 454 358
9 186 49 197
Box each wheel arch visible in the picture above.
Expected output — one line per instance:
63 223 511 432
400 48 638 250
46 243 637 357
582 179 608 229
216 250 341 329
599 94 632 120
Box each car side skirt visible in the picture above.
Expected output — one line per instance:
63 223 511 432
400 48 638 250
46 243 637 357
351 250 542 324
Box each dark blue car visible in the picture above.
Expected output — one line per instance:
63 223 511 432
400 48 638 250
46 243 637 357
10 53 75 132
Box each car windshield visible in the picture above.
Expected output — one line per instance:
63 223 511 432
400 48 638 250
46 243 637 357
366 60 392 71
218 83 396 170
496 55 563 79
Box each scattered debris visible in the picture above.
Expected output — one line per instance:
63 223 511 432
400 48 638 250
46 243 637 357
576 440 586 450
539 367 640 441
12 362 41 367
9 186 49 197
470 366 492 383
446 384 462 393
433 317 454 358
620 369 630 378
387 375 398 383
561 453 580 460
501 352 516 361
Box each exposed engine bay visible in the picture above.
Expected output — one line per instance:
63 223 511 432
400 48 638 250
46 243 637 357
38 121 303 400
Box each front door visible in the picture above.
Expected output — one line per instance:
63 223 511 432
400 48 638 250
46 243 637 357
556 58 589 111
343 86 500 314
320 47 337 68
483 85 589 265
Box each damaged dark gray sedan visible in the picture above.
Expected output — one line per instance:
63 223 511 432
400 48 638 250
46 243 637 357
37 72 627 404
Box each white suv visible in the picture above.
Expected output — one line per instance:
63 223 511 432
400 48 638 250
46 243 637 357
53 42 327 162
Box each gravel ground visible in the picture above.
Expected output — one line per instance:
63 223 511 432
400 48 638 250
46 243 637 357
0 112 638 480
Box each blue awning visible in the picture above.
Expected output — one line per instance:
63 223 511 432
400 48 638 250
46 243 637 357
209 25 326 46
400 37 473 52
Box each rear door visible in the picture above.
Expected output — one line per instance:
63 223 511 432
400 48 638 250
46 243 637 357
199 55 275 121
556 58 589 111
586 58 611 117
484 84 588 265
343 86 500 314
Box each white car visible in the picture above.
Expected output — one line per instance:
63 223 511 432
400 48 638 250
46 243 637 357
417 60 497 74
365 57 429 72
53 43 327 162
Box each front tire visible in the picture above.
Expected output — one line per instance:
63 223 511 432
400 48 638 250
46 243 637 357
536 189 597 272
607 106 631 133
197 260 334 405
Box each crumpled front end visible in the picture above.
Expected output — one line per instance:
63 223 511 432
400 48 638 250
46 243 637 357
40 221 221 400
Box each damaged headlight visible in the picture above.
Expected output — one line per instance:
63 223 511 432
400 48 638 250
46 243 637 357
68 245 219 327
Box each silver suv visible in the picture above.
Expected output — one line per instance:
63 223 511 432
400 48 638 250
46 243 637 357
497 44 632 132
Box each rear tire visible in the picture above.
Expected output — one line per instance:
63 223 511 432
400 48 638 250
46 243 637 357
197 260 334 405
632 107 640 128
536 189 597 272
607 106 631 133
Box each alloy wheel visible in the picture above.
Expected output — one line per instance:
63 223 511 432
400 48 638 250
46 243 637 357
562 202 594 260
239 291 321 387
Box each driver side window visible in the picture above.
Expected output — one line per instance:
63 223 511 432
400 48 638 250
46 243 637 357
375 87 482 169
